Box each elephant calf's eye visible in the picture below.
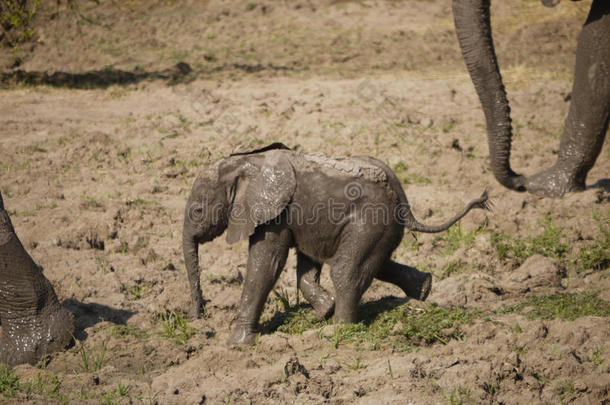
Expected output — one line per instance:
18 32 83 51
188 204 205 222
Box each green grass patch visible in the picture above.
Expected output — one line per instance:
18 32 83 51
274 307 331 335
490 214 568 262
448 385 473 405
0 367 71 402
574 225 609 273
79 195 104 210
0 0 40 47
502 291 610 321
22 372 67 403
556 379 575 401
268 298 481 350
126 197 158 206
591 347 605 366
402 172 431 185
6 201 58 217
34 202 57 211
435 221 487 256
366 302 480 347
440 260 462 279
101 383 130 404
128 281 153 301
392 161 431 185
159 310 196 345
106 324 148 339
0 363 21 397
441 120 457 133
76 340 108 373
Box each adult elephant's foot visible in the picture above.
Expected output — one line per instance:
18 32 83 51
525 165 585 198
227 322 258 345
0 305 74 366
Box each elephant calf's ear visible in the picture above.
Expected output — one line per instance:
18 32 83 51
225 151 296 244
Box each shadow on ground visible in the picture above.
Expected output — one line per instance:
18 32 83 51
261 295 409 336
0 62 193 89
0 61 298 89
590 178 610 200
63 299 136 340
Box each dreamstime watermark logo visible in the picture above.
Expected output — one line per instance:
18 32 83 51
344 182 363 201
357 79 408 126
168 76 445 166
345 78 443 157
393 201 411 225
185 185 414 229
171 84 292 147
171 85 254 141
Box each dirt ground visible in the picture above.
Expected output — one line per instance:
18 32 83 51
0 0 609 404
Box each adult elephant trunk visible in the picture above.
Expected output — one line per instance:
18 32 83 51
0 192 75 365
183 222 204 319
452 0 526 192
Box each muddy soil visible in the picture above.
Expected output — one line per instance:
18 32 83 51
0 1 608 404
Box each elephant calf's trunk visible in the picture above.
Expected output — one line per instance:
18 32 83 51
183 231 205 319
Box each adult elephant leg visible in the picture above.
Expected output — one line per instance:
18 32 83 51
526 0 610 197
227 223 291 345
297 253 334 320
375 260 432 301
0 198 74 365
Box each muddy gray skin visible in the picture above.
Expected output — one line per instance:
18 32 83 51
183 143 490 345
0 192 75 365
453 0 609 197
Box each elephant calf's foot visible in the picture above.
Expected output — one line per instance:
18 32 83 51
189 305 204 320
378 262 432 302
189 292 205 320
299 275 336 319
526 166 585 198
406 271 432 302
309 291 335 320
227 322 259 345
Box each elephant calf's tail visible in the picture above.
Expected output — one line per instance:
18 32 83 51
405 189 492 233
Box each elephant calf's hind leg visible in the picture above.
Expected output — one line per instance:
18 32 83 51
297 253 335 320
376 260 432 301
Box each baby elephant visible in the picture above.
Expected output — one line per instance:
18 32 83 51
183 143 490 344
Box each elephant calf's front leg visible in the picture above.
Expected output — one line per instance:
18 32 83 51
227 224 292 345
